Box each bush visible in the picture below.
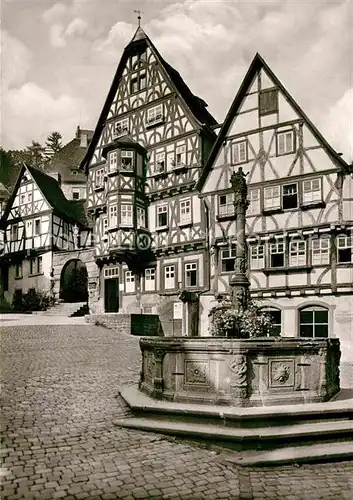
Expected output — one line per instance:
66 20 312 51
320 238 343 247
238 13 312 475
209 299 275 338
12 288 55 312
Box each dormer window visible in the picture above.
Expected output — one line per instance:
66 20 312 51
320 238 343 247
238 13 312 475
109 151 118 173
115 118 129 138
277 129 295 155
121 151 134 171
146 104 164 127
232 140 247 164
259 88 278 116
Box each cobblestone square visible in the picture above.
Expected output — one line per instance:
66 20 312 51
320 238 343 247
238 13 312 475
1 324 352 499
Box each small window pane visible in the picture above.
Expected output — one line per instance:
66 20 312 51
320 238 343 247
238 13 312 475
300 311 313 324
315 325 328 338
314 310 328 324
300 324 314 337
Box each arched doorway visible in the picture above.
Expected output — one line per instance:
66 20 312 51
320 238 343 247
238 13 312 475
60 259 88 303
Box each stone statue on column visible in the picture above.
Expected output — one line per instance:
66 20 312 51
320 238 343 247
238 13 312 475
73 224 79 250
229 167 250 316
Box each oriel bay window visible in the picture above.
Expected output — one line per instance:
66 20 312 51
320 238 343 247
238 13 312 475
109 205 118 228
282 183 298 209
121 151 134 171
185 262 197 287
299 306 329 338
144 268 156 291
108 151 118 173
269 241 285 268
218 193 235 218
120 204 133 226
232 140 247 164
337 234 353 263
302 178 322 205
264 186 281 211
250 244 265 269
311 237 330 265
221 248 236 272
125 270 135 293
289 239 306 267
94 168 105 189
157 204 168 228
276 129 295 155
164 265 176 289
137 207 146 229
179 198 192 225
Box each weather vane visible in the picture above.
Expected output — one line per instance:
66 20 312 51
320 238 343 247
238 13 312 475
134 9 143 27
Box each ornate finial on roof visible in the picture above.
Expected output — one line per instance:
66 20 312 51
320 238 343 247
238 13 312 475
134 9 143 27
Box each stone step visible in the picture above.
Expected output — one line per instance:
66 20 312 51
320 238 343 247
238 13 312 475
219 441 353 466
119 385 353 427
114 417 353 449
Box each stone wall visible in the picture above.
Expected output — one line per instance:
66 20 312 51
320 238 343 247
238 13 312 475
85 313 164 337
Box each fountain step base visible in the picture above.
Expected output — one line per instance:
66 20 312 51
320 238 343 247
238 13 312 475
116 384 353 464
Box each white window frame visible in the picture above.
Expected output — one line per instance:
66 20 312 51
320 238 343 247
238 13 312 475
250 244 265 269
232 140 247 164
115 118 129 138
179 198 192 225
311 237 330 265
218 193 235 218
337 234 353 263
282 183 298 210
34 218 41 236
26 220 33 238
95 168 105 189
264 186 281 211
164 265 175 289
120 204 133 227
30 256 42 275
121 150 134 171
277 129 295 155
220 248 236 273
104 266 119 278
185 262 198 287
15 261 23 279
260 307 282 336
11 224 18 241
137 207 146 229
173 145 186 168
155 152 166 174
247 188 260 215
125 270 135 293
289 240 306 267
72 188 80 200
302 178 322 205
108 151 118 173
144 268 156 291
102 217 108 234
299 306 329 338
109 205 118 229
27 192 32 203
269 241 285 268
20 194 26 205
157 204 168 228
146 104 164 126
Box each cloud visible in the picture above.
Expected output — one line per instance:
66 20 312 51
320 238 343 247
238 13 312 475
1 31 32 91
43 2 67 24
92 20 133 61
43 1 88 47
2 82 90 149
322 89 353 162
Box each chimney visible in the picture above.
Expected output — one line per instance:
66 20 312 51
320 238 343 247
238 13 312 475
80 132 88 148
76 125 81 139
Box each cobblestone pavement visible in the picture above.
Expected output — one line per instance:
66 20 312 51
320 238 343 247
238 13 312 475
1 325 352 500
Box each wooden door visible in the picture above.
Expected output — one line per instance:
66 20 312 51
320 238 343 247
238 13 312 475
104 278 119 313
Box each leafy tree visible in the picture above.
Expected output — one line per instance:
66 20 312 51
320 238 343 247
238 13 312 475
45 131 63 154
26 141 45 169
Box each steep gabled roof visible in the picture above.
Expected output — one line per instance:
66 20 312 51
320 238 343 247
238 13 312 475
81 27 217 171
0 164 89 229
196 53 348 191
46 135 91 183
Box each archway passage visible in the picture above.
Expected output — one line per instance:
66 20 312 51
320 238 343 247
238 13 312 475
60 259 88 303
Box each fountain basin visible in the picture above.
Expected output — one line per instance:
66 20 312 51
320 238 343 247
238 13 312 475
139 337 340 407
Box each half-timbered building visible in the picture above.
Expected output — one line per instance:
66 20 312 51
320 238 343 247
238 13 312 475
197 53 353 359
0 164 91 304
81 26 217 334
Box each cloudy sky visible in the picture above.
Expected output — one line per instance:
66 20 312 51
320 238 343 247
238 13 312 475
1 0 352 161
